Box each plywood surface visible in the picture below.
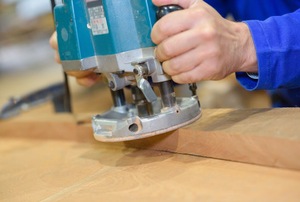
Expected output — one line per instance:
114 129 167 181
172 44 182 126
1 108 300 201
2 108 300 170
1 134 300 201
129 108 300 170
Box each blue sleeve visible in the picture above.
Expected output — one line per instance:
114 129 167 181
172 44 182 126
236 9 300 91
204 0 229 17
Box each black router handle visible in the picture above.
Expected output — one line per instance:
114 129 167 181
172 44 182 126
156 5 183 20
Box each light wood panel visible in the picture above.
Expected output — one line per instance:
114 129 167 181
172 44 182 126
128 108 300 170
1 134 300 201
1 108 300 170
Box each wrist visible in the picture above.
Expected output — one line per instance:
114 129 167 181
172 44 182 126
234 22 258 73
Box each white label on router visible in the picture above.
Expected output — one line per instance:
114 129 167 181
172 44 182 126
88 6 109 35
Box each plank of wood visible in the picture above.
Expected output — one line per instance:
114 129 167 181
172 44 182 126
1 108 300 170
0 113 94 143
1 135 300 201
128 108 300 170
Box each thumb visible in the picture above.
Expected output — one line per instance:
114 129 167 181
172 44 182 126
152 0 199 9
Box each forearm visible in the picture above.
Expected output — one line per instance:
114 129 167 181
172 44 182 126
237 9 300 90
233 22 258 73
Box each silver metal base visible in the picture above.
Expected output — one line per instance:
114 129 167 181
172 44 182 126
92 96 201 142
61 48 156 73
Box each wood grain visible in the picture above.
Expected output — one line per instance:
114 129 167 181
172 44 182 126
1 109 300 201
1 136 300 201
128 108 300 170
1 108 300 170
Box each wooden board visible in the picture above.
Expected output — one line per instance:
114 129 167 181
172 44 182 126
1 108 300 171
1 123 300 201
128 108 300 170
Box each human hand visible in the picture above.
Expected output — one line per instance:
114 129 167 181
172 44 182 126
151 0 257 84
49 31 101 87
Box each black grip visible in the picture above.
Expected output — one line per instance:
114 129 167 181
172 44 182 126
156 5 183 20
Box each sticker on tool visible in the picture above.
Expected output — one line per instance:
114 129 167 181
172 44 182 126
88 5 109 35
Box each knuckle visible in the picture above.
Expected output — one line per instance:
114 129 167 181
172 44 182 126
151 25 160 44
190 7 206 19
162 61 175 76
168 59 180 72
156 20 170 37
157 21 167 33
160 41 174 59
200 26 217 41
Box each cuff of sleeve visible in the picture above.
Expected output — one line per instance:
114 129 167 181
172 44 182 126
236 72 259 91
247 72 259 79
236 20 272 91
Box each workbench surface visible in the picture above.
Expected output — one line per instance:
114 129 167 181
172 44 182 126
1 109 300 202
1 64 298 201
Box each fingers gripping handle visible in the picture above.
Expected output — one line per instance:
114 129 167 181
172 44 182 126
156 5 198 97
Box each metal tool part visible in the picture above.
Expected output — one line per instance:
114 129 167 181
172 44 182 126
134 64 157 103
92 96 200 142
54 1 201 142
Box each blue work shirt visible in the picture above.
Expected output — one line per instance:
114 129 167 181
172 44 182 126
205 0 300 107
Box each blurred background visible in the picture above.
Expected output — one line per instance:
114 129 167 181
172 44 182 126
0 0 59 75
0 0 270 116
0 0 64 108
